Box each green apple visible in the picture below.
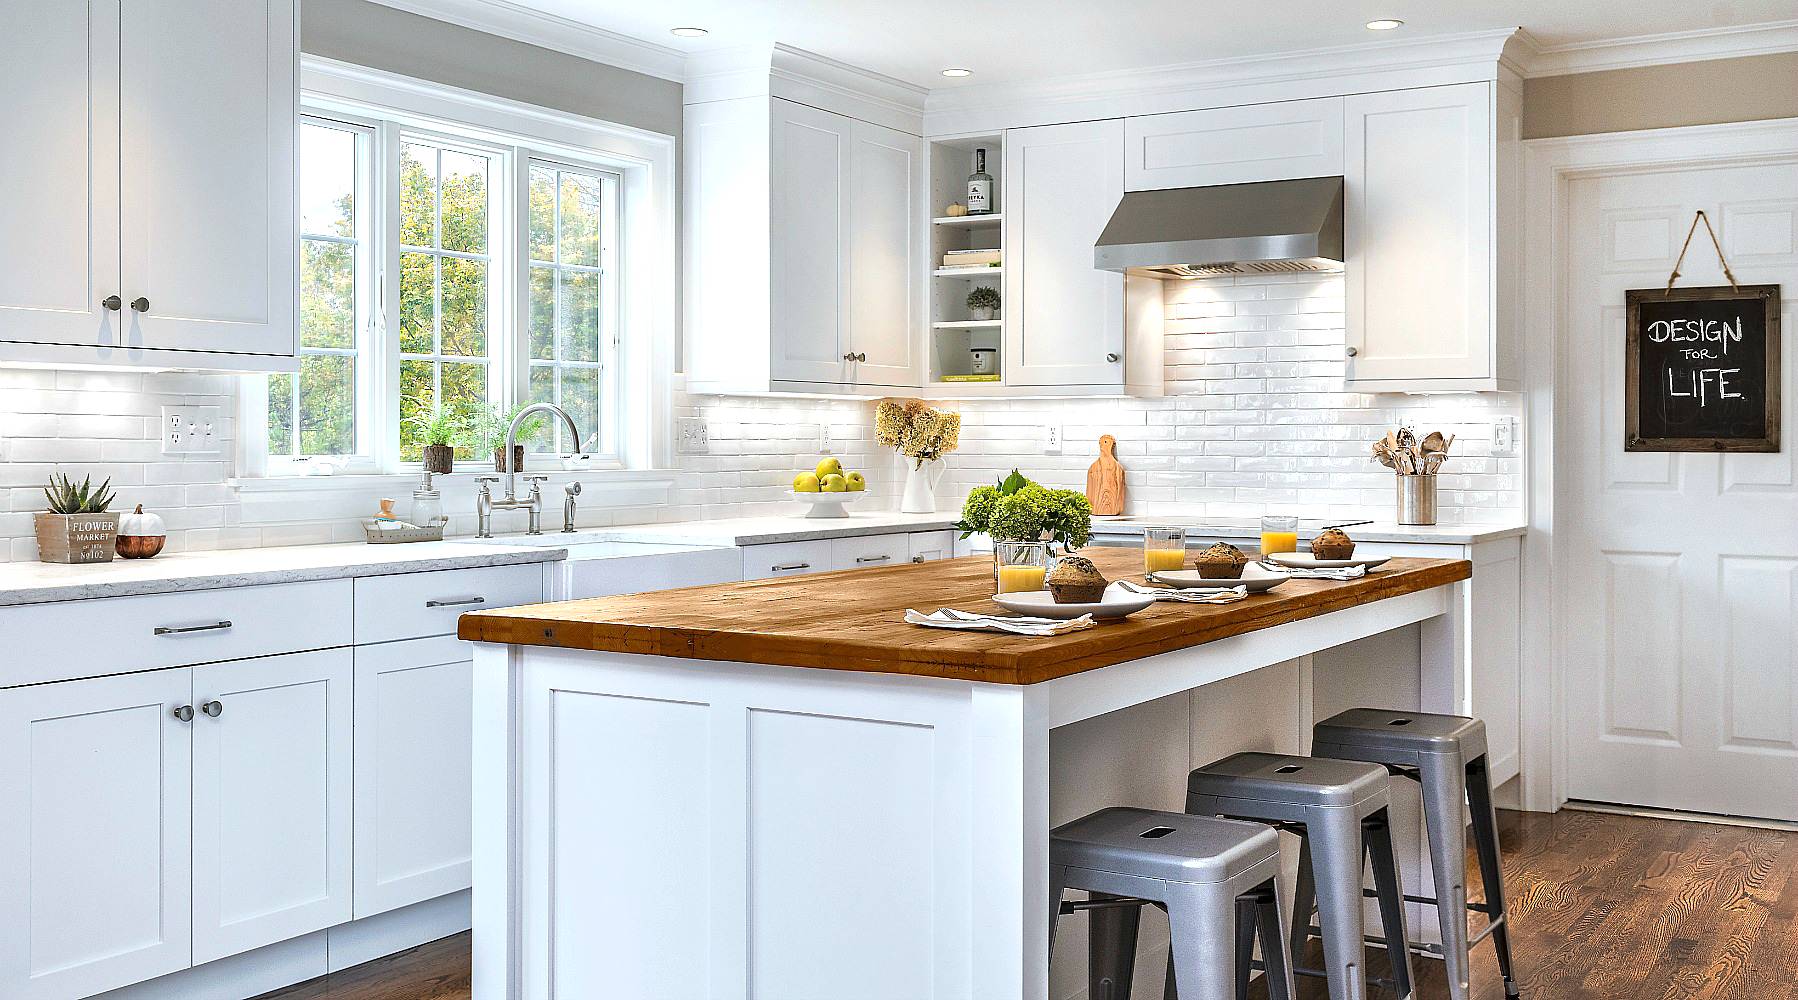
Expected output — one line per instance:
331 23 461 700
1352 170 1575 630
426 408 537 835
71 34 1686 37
820 473 848 493
815 457 843 479
793 472 821 493
845 471 866 492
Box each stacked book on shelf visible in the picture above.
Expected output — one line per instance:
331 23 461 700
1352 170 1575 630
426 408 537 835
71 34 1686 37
941 248 1001 269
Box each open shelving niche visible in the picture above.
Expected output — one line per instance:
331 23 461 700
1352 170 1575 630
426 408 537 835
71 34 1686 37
927 133 1007 395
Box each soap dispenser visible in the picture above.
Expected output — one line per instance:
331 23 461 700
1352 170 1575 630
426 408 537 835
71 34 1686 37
411 471 446 530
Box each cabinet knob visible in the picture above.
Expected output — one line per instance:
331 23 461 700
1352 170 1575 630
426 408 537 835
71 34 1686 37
201 700 223 718
1345 346 1359 358
842 352 866 362
130 296 150 313
1105 352 1120 363
172 705 195 723
102 295 122 311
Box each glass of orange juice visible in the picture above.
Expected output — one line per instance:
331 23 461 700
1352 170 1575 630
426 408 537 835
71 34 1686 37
1143 526 1187 577
1259 515 1299 556
994 541 1048 595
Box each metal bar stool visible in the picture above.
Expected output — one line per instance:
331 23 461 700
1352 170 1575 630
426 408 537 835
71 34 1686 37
1186 752 1416 1000
1313 709 1520 1000
1051 807 1296 1000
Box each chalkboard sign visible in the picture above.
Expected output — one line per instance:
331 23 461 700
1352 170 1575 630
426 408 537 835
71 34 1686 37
1625 284 1781 452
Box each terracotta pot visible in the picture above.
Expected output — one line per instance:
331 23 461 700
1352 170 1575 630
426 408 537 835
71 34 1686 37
35 512 119 564
422 444 456 475
493 445 526 473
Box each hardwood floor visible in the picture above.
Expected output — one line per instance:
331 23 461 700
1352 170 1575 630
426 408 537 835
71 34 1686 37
254 809 1796 1000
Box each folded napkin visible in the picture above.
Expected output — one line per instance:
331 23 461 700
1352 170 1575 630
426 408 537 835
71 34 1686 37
1261 562 1369 581
904 608 1096 636
1116 580 1248 604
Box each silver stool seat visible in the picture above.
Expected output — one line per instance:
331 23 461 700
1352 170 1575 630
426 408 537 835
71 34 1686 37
1314 708 1520 1000
1187 752 1416 1000
1050 807 1295 1000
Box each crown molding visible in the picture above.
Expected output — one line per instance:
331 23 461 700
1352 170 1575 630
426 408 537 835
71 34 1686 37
359 0 685 82
1518 18 1798 77
685 43 927 135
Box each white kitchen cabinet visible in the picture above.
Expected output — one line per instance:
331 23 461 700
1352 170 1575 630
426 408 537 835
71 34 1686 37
1124 97 1345 191
191 649 353 964
0 669 194 1000
0 0 296 370
1345 82 1518 391
687 96 923 394
741 539 834 581
829 532 913 572
354 637 474 918
908 529 958 563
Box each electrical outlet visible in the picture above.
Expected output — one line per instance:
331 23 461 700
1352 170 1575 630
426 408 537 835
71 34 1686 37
161 405 221 455
1044 424 1063 454
1492 416 1519 457
819 421 834 453
674 416 710 455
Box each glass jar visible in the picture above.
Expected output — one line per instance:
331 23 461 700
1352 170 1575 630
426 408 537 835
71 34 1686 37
993 540 1049 595
410 472 446 529
1142 526 1186 577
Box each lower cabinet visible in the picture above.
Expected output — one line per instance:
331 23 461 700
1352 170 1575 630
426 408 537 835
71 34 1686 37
353 636 474 918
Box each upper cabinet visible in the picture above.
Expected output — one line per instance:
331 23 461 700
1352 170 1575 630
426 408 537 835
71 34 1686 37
1125 97 1345 191
1344 82 1520 392
0 0 297 372
686 96 924 394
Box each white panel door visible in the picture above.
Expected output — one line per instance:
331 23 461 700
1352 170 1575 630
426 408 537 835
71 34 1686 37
1004 120 1126 387
119 0 295 357
0 2 121 349
769 98 848 385
1124 97 1345 191
191 649 353 963
1344 83 1492 383
353 636 475 918
0 669 193 1000
1562 158 1798 820
845 119 924 388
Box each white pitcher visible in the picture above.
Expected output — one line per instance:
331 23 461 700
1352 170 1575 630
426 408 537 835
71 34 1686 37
900 459 946 514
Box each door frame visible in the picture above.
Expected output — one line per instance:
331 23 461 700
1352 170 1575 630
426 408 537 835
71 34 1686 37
1520 115 1798 813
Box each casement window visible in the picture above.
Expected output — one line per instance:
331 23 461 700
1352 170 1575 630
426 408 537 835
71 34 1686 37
255 76 647 477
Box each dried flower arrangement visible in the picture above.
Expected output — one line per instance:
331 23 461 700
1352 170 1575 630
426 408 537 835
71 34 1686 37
874 398 962 469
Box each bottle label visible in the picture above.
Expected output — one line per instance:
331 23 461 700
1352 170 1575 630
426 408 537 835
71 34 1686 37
968 180 991 213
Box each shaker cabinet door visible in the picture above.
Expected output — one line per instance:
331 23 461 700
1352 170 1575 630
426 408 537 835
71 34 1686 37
769 98 850 385
845 119 925 388
0 669 195 1000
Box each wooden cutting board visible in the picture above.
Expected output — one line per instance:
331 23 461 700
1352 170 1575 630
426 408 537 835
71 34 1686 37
1086 434 1125 515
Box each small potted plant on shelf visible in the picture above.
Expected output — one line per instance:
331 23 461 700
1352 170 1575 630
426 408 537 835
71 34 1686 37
407 402 463 474
35 473 119 564
966 285 1001 321
466 404 549 473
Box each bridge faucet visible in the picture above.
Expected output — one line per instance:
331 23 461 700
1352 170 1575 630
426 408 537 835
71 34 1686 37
474 402 585 537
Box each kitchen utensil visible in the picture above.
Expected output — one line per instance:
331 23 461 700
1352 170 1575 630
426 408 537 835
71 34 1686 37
1085 434 1126 516
1323 520 1375 530
1397 474 1438 524
903 607 1096 636
1115 580 1249 604
1267 552 1391 571
992 585 1155 621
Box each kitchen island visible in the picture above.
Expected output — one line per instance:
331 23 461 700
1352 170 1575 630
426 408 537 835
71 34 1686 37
460 549 1473 1000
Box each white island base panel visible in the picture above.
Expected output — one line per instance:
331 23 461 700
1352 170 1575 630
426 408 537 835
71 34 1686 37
471 580 1474 1000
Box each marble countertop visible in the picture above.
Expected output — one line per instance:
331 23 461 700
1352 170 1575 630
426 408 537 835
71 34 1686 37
0 541 566 607
580 512 961 547
1087 517 1525 545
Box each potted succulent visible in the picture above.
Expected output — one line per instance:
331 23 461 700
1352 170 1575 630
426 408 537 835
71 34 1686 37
35 473 119 564
466 403 549 473
966 284 1001 321
407 402 463 474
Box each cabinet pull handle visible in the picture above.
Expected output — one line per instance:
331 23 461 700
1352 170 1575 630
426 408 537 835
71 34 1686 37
201 700 223 718
130 297 150 313
1345 346 1359 358
854 555 891 564
102 295 122 311
771 562 811 572
842 352 866 362
154 620 233 636
1105 352 1120 363
426 596 486 608
172 705 195 723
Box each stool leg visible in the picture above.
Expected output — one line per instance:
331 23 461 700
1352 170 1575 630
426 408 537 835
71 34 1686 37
1165 882 1238 1000
1049 864 1069 962
1087 894 1143 1000
1255 880 1296 1000
1466 755 1520 999
1234 896 1258 1000
1420 754 1472 1000
1307 813 1369 1000
1289 835 1317 972
1364 809 1417 1000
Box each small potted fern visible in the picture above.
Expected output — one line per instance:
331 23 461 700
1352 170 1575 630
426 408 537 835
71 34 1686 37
407 403 462 475
36 473 119 564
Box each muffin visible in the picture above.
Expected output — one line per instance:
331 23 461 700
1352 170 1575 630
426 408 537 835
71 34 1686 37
1046 556 1109 604
1193 542 1249 579
1310 528 1356 560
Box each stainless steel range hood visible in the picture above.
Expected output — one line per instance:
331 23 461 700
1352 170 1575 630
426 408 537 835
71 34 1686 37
1094 176 1344 279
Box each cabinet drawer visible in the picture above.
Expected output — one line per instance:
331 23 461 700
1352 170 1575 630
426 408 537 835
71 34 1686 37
908 530 958 563
353 564 546 645
0 580 352 688
741 540 833 580
831 533 911 571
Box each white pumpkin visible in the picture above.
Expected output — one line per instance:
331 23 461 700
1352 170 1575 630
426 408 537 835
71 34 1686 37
119 504 165 538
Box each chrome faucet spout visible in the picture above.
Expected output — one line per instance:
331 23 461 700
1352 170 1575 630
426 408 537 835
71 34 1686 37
501 402 584 501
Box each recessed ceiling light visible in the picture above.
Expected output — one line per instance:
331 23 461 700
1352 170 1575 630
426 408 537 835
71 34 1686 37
941 67 973 78
1365 18 1404 30
670 26 709 38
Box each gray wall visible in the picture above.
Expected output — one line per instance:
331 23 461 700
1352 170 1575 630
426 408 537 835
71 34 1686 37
301 0 680 136
1523 51 1798 139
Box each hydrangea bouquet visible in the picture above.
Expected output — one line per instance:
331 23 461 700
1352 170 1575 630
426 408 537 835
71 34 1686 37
873 398 962 469
955 469 1093 549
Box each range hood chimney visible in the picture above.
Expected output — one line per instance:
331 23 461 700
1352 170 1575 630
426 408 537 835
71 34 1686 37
1094 176 1344 279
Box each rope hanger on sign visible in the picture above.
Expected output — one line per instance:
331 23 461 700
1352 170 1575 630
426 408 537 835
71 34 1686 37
1665 209 1739 295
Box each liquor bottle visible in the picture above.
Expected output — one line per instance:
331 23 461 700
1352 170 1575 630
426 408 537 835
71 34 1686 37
966 148 993 215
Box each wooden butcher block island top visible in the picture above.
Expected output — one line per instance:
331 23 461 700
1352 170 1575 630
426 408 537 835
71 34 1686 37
459 548 1471 685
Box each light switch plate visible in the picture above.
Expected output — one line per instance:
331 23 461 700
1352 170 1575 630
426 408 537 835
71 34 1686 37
674 416 710 455
1492 416 1519 458
162 405 221 455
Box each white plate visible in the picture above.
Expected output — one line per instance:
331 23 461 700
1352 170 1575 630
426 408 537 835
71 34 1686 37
786 489 867 518
1151 563 1288 593
991 585 1154 621
1267 552 1391 571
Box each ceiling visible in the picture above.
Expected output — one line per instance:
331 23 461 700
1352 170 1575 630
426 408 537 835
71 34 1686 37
501 0 1798 87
